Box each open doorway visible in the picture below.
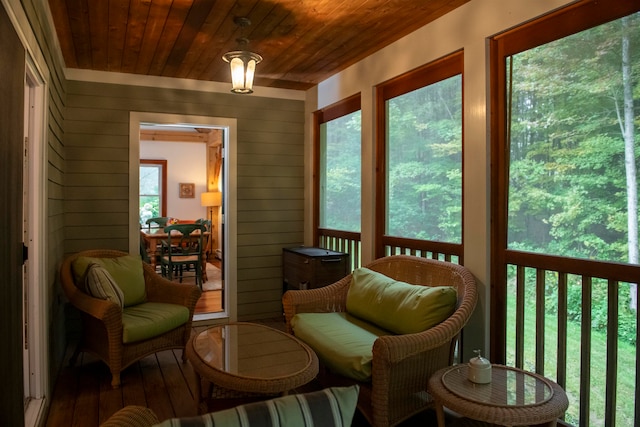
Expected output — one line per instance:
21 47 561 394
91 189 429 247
129 113 237 323
139 125 224 315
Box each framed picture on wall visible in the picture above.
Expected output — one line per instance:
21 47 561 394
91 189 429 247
179 183 195 198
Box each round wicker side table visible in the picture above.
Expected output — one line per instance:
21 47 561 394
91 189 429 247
428 364 569 427
185 322 319 413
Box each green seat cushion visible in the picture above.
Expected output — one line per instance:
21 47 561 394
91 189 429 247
73 255 147 307
122 302 189 344
292 312 391 381
346 267 457 335
153 385 359 427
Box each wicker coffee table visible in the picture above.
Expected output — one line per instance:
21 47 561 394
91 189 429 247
428 364 569 426
185 322 319 412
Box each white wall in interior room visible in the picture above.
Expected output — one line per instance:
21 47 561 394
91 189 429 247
140 140 208 221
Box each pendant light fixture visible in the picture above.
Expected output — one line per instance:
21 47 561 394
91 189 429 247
222 17 262 94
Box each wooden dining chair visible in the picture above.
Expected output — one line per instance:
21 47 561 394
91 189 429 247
160 223 206 288
145 216 170 230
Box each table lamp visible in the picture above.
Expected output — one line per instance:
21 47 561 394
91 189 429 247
200 191 222 224
201 191 222 258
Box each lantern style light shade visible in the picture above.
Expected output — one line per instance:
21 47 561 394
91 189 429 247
222 50 263 94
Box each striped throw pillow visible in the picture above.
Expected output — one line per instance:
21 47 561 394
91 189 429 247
154 385 359 427
84 262 125 309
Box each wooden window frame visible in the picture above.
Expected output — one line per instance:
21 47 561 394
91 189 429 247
140 159 167 218
374 50 464 260
312 94 362 246
489 0 640 363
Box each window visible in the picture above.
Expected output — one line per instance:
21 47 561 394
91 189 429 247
317 98 361 232
491 2 640 426
313 95 362 266
314 94 362 235
139 160 167 225
375 51 463 259
505 13 640 265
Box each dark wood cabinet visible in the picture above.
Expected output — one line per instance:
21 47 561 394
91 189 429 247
283 247 349 292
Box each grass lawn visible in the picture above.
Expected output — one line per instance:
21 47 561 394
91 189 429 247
506 282 637 426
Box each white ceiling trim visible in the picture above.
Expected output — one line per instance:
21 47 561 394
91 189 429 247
65 67 307 101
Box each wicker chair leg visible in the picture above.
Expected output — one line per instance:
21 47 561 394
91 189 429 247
111 371 121 388
68 344 81 367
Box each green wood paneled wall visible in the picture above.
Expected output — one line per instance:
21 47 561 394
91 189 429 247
17 0 69 396
64 81 305 320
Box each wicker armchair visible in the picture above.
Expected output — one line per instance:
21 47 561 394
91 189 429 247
283 255 477 427
60 249 201 388
100 406 159 427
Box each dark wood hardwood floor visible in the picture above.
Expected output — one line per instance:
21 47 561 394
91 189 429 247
44 319 443 427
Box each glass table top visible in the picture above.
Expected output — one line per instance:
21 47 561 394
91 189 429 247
192 323 313 380
442 364 554 407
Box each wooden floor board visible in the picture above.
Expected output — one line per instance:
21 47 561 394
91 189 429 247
98 368 123 425
139 354 175 422
45 319 444 426
156 350 197 417
195 289 222 314
72 354 101 427
121 362 148 408
45 345 77 427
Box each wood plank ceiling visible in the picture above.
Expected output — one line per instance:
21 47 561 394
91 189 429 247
47 0 469 91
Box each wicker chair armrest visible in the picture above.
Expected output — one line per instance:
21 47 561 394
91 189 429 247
143 267 201 309
373 328 453 364
67 289 123 325
372 290 476 365
370 331 454 423
283 274 352 332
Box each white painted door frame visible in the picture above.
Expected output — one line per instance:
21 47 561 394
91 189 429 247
23 56 49 427
129 112 237 323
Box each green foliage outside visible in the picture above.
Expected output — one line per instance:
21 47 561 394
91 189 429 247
139 196 160 225
506 268 637 426
139 165 161 225
320 74 463 242
320 112 362 232
387 76 462 243
507 14 640 263
506 13 639 426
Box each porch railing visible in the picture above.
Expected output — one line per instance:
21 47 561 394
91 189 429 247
503 250 639 427
317 228 362 270
381 236 462 265
317 230 464 269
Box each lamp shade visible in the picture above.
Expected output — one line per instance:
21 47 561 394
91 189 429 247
201 191 222 207
222 50 262 94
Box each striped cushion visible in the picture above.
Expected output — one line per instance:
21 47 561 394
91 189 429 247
153 385 359 427
84 262 124 309
73 255 147 307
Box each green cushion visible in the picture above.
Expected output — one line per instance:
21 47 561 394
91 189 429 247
292 312 391 381
73 255 147 307
153 385 359 427
122 302 189 343
346 267 457 335
84 262 124 309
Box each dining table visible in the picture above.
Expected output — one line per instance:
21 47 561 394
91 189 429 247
140 227 211 282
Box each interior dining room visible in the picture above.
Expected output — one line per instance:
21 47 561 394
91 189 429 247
139 125 225 316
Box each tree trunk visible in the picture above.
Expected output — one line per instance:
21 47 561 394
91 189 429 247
621 17 638 310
